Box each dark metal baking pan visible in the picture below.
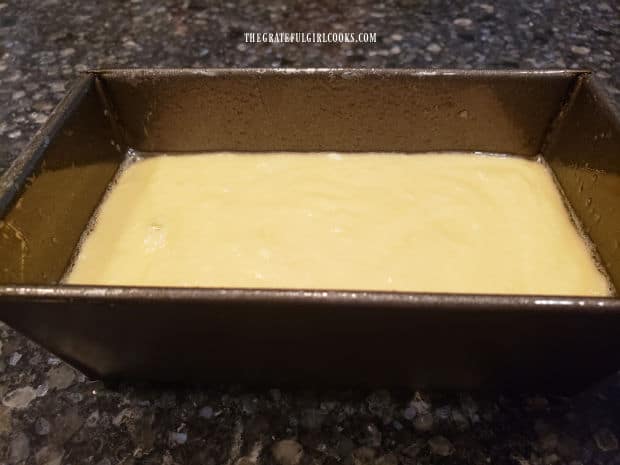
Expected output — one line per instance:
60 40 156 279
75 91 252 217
0 69 619 392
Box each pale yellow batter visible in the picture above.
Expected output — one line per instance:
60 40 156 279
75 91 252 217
66 152 611 296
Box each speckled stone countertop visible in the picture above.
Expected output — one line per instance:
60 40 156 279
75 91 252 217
1 0 619 464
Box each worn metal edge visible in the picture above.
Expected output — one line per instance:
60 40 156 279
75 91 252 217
82 67 589 78
0 284 618 313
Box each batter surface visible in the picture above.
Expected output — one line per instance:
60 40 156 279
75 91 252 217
66 152 610 296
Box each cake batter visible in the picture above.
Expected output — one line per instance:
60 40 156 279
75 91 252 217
66 152 611 296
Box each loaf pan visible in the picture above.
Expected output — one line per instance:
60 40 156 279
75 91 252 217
0 69 619 392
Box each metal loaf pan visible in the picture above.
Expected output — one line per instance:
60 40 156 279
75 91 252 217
0 69 619 392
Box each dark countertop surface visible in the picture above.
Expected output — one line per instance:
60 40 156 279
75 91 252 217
0 0 619 464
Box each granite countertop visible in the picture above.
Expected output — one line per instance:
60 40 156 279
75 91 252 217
0 0 619 464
